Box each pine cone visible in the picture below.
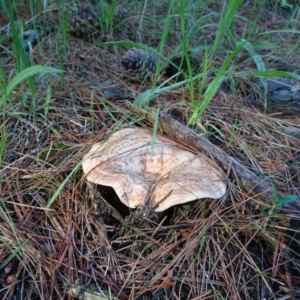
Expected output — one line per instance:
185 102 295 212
121 48 157 78
69 6 100 37
164 53 201 81
113 6 128 24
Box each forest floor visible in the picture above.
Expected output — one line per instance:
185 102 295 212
1 0 300 299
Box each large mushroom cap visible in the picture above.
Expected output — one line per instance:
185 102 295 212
82 128 227 211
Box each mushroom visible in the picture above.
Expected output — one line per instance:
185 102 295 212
82 128 226 212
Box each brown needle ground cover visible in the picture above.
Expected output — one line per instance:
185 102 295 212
0 0 300 299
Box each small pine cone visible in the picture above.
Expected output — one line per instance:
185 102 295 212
122 48 157 78
113 6 128 24
69 6 99 37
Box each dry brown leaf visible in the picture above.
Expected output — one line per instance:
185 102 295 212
82 128 227 211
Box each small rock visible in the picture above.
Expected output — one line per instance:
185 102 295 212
104 88 131 100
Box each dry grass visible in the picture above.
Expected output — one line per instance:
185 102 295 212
1 0 300 299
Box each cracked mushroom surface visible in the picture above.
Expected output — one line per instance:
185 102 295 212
82 128 227 212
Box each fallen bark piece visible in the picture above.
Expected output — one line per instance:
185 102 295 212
267 77 300 115
82 128 227 212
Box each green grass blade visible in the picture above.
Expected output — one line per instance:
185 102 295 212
189 41 247 125
6 65 63 98
212 0 243 53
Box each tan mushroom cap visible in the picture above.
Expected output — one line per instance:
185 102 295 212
82 128 227 212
